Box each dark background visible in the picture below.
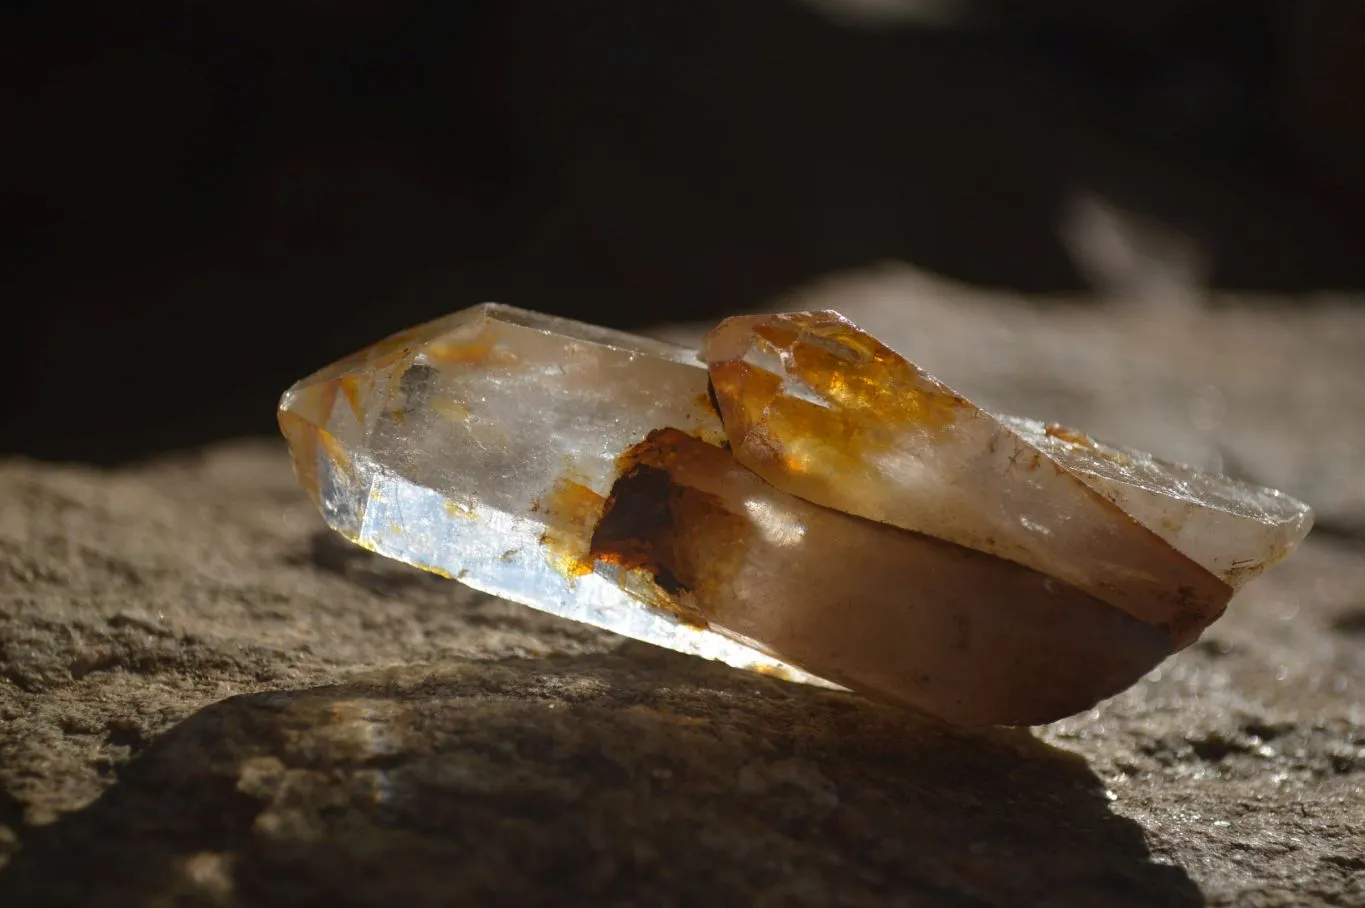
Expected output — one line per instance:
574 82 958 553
5 0 1364 462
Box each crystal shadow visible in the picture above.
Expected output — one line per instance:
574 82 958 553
0 650 1202 907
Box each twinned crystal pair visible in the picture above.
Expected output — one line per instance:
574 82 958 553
279 305 1312 725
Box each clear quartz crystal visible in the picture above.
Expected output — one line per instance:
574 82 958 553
278 304 835 687
279 303 1313 725
996 415 1314 588
703 311 1313 646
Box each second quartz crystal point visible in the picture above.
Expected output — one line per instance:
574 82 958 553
703 310 1313 648
279 303 1313 726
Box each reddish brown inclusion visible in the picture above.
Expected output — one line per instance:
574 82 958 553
535 428 751 629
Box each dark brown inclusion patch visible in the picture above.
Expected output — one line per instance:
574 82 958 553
590 464 689 596
578 429 755 628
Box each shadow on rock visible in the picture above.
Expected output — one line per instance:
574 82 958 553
0 648 1202 907
288 529 454 600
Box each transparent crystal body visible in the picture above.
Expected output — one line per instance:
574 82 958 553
997 415 1314 588
278 305 831 686
279 304 1312 725
704 311 1313 647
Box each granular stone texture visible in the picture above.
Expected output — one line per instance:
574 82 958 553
1 279 1362 906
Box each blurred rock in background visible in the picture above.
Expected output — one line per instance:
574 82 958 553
2 0 1363 461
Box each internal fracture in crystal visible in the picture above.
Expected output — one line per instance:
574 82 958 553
279 304 1314 725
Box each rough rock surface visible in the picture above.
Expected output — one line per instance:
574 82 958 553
2 279 1363 906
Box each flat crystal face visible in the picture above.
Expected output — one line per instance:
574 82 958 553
998 416 1314 587
279 303 1312 725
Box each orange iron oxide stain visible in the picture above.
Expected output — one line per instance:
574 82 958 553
534 478 609 581
750 663 797 681
423 336 519 369
710 313 971 489
535 429 754 630
337 373 368 422
443 500 478 521
1044 422 1096 448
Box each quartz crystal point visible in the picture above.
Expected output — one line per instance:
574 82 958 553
703 311 1314 647
277 305 830 688
994 414 1314 589
279 304 1312 726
